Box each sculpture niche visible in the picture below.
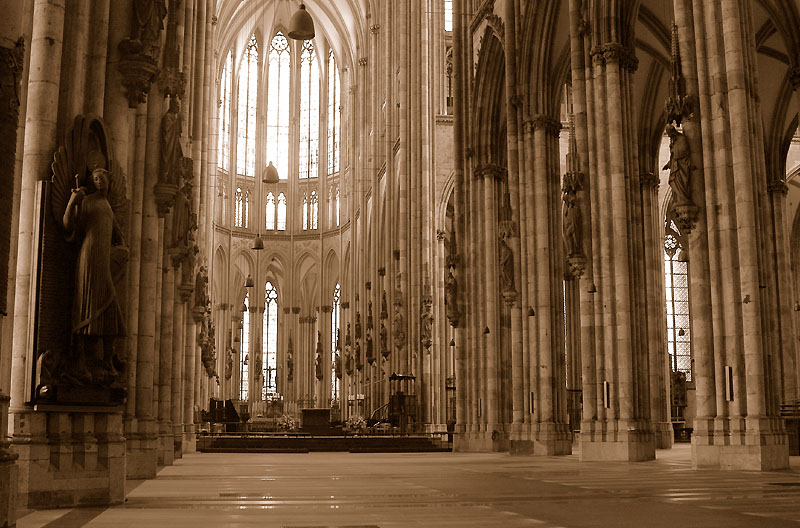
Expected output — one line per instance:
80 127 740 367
37 115 129 404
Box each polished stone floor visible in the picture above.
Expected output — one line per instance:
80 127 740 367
17 444 800 527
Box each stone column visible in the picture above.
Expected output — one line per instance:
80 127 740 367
157 234 175 466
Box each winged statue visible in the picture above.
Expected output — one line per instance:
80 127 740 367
47 115 129 390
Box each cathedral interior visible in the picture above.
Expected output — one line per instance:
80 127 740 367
2 0 800 526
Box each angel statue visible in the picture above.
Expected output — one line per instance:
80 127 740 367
57 166 128 386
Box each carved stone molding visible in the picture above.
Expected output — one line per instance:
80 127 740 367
474 163 507 181
370 24 380 34
640 172 659 189
528 114 562 136
153 182 178 217
671 203 699 235
470 0 496 35
160 67 186 99
791 67 800 90
358 57 368 67
117 43 159 108
767 179 789 195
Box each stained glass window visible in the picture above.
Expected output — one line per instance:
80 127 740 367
240 292 250 400
218 50 232 170
331 283 340 401
327 50 340 175
265 192 275 230
665 222 691 381
263 282 278 397
277 192 287 230
266 33 290 180
299 40 319 179
236 35 258 177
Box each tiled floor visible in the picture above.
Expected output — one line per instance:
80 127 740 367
17 444 800 527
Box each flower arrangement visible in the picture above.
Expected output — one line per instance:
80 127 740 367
346 416 367 431
276 414 296 431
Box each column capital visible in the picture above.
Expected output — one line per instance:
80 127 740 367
358 57 368 67
370 24 380 34
527 114 562 136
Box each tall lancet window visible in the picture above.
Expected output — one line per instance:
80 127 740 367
302 192 309 230
327 49 340 175
310 190 319 229
277 192 287 230
265 192 275 230
237 35 258 177
243 189 250 228
444 0 453 31
664 222 691 381
234 187 244 227
299 40 319 179
267 33 290 180
218 50 232 171
331 283 340 401
263 282 278 397
240 292 250 400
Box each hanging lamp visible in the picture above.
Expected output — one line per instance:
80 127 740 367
288 3 315 40
263 161 279 184
252 234 265 250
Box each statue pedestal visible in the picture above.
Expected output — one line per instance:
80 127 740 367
12 409 125 509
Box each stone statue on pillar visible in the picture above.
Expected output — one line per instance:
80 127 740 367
315 331 323 381
664 123 699 233
160 97 184 187
40 115 129 403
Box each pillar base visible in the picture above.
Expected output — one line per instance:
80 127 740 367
653 421 673 449
509 422 572 456
0 444 18 528
182 423 196 454
579 420 655 461
452 427 506 452
692 417 789 470
157 422 174 466
125 418 158 479
12 410 125 509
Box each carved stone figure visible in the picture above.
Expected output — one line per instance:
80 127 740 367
344 347 353 376
365 331 374 366
172 179 194 249
160 97 183 186
334 353 341 379
445 267 459 326
194 265 208 310
562 192 582 256
132 0 168 59
225 350 233 380
379 322 388 358
355 340 363 371
421 298 433 350
355 312 362 339
663 124 692 206
315 353 323 381
314 331 323 380
287 338 294 381
61 167 128 385
498 235 515 294
380 291 388 320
